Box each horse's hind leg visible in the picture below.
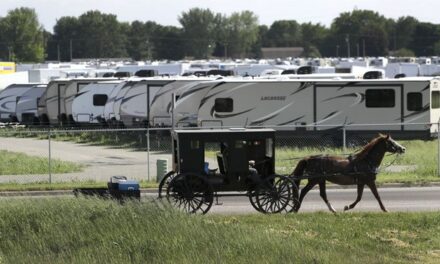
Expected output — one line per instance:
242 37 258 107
296 180 317 212
344 184 365 211
318 181 336 213
366 181 388 212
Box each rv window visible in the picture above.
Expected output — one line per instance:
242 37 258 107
93 94 108 106
407 92 423 111
214 98 233 112
432 91 440 109
366 89 395 108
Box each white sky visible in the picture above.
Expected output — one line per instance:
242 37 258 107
1 0 439 32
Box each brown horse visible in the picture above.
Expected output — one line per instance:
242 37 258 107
291 134 406 213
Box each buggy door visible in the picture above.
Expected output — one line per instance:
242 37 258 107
178 138 204 174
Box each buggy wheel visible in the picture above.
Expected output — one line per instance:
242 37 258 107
166 173 214 214
283 177 300 213
248 189 263 213
254 175 292 214
158 171 176 199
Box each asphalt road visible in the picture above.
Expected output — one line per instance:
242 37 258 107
203 186 440 214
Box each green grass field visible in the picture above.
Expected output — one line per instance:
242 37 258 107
0 198 439 263
0 150 82 175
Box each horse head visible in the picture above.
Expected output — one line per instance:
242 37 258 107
381 134 406 154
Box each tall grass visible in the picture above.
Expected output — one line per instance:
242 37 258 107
0 150 82 174
0 198 439 263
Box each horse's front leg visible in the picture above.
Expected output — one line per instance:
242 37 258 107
366 181 388 212
296 180 318 212
319 181 336 213
344 183 364 211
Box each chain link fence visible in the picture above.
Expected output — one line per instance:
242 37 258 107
0 123 438 185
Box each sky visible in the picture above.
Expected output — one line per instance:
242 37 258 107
1 0 440 32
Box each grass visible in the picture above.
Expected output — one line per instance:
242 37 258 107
0 180 158 192
0 150 82 175
0 198 439 263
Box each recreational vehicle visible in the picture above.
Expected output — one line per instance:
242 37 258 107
44 78 112 125
16 84 47 125
174 77 440 138
149 77 214 127
63 78 117 125
0 84 38 122
119 79 177 127
71 80 121 125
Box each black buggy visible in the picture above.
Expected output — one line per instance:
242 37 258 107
158 128 299 214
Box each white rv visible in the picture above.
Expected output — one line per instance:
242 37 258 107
174 77 440 138
119 79 176 127
72 80 121 125
0 84 37 122
16 84 47 125
149 77 214 127
63 78 117 124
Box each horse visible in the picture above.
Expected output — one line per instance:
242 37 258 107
291 134 406 213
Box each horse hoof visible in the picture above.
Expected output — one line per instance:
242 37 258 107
344 205 349 211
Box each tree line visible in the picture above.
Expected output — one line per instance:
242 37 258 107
1 7 440 62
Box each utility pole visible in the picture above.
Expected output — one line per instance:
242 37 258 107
345 34 350 58
356 43 360 57
69 39 73 61
363 39 366 57
57 43 61 62
336 45 339 57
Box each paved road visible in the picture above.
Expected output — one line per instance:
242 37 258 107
205 186 440 214
0 137 171 183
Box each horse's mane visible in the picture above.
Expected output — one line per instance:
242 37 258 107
352 134 386 161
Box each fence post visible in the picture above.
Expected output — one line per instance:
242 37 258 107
147 128 150 182
438 120 440 177
48 129 52 184
342 125 346 152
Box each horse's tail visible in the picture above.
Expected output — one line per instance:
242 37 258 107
291 159 307 188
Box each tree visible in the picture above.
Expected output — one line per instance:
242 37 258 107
221 11 260 58
178 8 221 59
154 26 185 60
0 7 45 62
330 10 389 56
264 20 302 47
126 21 160 60
410 22 440 56
300 22 328 57
51 16 79 61
393 16 418 51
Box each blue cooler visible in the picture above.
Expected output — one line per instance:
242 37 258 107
118 180 140 191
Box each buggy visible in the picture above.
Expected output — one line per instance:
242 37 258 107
158 128 299 214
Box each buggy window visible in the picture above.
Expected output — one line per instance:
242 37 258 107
407 92 423 111
266 138 273 157
366 89 395 108
214 98 233 112
93 94 108 106
432 91 440 109
191 140 200 149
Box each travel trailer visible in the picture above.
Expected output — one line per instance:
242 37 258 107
72 80 121 125
0 83 38 122
119 79 180 127
64 78 118 125
44 78 113 125
173 77 440 139
16 84 47 125
149 77 214 127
